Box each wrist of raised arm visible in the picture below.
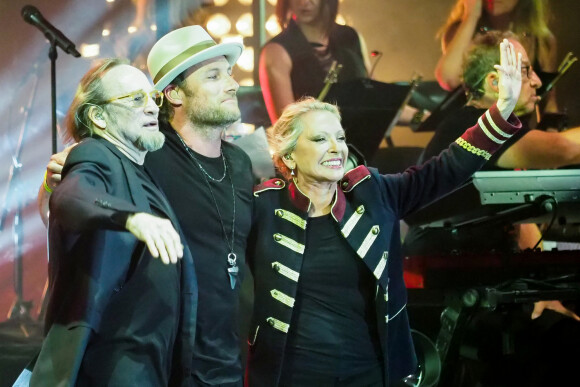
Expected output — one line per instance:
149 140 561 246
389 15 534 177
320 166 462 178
456 103 522 160
113 211 134 229
43 171 54 193
496 99 517 120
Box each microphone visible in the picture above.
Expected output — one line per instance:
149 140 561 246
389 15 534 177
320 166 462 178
21 5 81 57
369 50 383 79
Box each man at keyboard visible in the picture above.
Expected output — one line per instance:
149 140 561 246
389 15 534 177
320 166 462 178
405 31 580 255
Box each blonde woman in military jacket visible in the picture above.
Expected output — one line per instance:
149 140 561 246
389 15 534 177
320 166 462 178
246 40 523 387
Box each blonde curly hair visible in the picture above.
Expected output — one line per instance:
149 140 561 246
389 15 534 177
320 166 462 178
269 97 341 180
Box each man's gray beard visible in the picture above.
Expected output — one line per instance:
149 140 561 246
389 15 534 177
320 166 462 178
136 131 165 152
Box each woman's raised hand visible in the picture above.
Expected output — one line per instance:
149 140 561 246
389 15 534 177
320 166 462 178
494 39 522 118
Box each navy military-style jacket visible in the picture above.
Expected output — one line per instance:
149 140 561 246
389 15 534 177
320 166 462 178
245 105 521 386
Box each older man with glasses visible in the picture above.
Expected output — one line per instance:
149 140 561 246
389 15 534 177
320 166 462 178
29 58 196 386
405 31 580 257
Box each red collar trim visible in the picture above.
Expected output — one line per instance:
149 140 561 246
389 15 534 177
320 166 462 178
288 180 312 213
286 167 370 221
287 180 347 222
253 178 285 196
340 166 371 192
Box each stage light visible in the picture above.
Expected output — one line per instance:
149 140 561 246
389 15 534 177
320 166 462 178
240 123 255 134
221 34 244 44
106 0 115 3
237 47 254 72
336 14 346 25
80 43 100 58
238 0 252 5
265 14 281 36
267 0 277 5
207 13 232 37
150 24 157 31
239 78 254 86
128 25 137 34
102 28 110 37
214 0 230 6
236 13 253 37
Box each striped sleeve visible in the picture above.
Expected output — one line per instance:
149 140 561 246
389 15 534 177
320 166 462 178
455 103 522 160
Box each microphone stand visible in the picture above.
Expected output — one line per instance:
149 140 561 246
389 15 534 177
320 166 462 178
49 36 58 154
1 9 81 336
35 37 60 326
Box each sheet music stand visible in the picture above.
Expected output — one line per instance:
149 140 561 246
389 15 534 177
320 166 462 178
396 79 449 113
323 78 411 162
412 86 467 133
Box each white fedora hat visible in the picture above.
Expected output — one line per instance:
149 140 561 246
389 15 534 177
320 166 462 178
147 25 243 91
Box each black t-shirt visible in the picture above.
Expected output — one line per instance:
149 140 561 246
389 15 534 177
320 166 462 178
280 214 382 379
145 123 254 385
269 19 368 100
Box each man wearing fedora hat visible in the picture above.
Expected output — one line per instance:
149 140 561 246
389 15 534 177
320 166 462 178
144 26 254 386
39 26 254 386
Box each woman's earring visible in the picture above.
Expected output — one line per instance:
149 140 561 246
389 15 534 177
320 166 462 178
291 168 295 177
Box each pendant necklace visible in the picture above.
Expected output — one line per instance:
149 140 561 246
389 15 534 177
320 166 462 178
177 134 238 289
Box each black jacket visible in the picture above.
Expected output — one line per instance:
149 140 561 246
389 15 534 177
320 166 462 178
32 138 197 386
